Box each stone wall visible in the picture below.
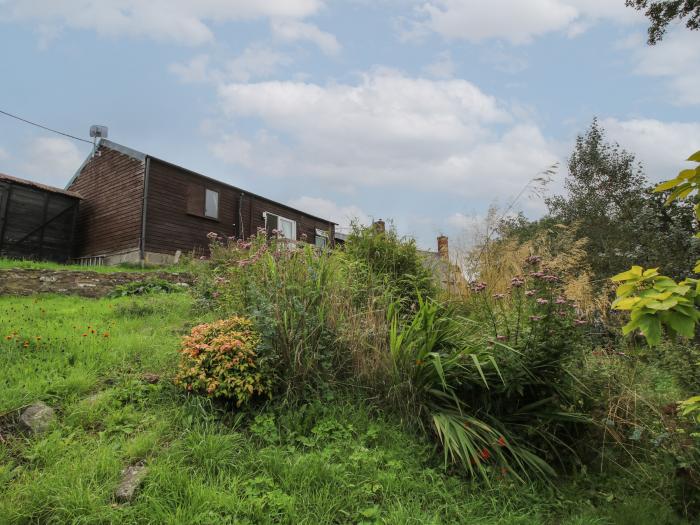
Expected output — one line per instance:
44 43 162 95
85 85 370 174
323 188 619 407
0 269 193 298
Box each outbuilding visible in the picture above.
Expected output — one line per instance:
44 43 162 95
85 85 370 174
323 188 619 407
0 173 80 263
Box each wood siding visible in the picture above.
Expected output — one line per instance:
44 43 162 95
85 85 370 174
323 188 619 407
0 178 79 262
67 146 145 257
144 159 335 256
145 159 238 256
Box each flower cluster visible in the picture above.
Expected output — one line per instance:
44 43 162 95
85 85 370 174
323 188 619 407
174 316 272 406
470 281 487 293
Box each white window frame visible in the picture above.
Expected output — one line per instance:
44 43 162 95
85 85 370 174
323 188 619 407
264 212 297 240
278 216 296 240
315 228 329 248
204 188 219 219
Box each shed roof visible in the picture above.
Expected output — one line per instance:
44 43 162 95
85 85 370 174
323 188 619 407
0 172 81 199
68 139 337 226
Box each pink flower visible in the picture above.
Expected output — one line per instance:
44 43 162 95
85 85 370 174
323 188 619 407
529 315 542 322
492 293 506 300
525 290 536 297
574 319 587 326
470 281 487 293
510 276 525 288
525 255 542 265
536 298 549 305
555 296 567 305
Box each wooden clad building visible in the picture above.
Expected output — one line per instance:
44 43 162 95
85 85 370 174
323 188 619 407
0 173 80 263
66 140 335 264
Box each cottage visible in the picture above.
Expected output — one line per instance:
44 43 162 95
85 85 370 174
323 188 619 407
66 140 335 265
0 173 80 263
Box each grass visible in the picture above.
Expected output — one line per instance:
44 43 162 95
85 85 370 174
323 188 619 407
0 294 690 524
0 257 187 274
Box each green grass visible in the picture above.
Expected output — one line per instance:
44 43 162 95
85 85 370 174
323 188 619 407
0 257 187 273
0 294 690 524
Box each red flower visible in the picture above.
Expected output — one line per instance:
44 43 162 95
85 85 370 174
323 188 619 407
480 448 491 460
497 436 507 447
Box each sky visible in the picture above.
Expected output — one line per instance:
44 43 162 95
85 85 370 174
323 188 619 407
0 0 699 250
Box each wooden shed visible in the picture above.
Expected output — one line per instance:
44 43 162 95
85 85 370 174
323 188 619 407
66 140 336 265
0 173 81 263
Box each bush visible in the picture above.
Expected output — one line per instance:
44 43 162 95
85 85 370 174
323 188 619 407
343 221 436 308
174 317 272 406
109 278 185 298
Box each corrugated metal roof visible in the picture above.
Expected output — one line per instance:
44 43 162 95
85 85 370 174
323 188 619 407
0 172 82 199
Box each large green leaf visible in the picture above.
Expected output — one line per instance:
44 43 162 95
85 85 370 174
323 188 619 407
687 151 700 162
637 314 662 346
611 266 643 282
660 310 696 338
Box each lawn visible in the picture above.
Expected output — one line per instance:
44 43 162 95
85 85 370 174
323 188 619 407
0 294 688 524
0 257 186 274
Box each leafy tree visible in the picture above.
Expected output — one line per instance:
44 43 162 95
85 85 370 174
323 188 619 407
545 119 699 282
625 0 700 44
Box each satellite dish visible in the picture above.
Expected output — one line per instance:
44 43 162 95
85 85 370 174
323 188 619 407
89 125 108 138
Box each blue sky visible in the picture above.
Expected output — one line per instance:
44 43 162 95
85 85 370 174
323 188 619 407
1 0 699 251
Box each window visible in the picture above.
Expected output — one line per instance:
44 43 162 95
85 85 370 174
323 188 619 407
264 212 296 240
205 189 219 219
279 216 296 240
315 228 329 249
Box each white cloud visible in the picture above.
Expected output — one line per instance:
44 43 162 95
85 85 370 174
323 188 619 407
601 118 700 181
19 137 84 187
211 69 560 198
226 45 293 81
287 196 368 229
407 0 642 44
0 0 325 45
270 19 340 55
629 29 700 106
170 46 292 84
169 54 212 83
423 51 455 79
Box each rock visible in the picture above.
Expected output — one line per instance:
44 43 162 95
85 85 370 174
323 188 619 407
19 402 56 434
141 373 160 384
115 465 148 503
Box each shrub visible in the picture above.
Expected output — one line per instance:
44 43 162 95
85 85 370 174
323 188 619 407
109 278 185 298
343 221 436 308
174 317 272 406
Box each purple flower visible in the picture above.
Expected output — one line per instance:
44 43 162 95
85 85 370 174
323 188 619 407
510 276 525 288
555 296 567 305
470 281 486 293
492 293 506 300
536 298 549 305
525 290 536 297
525 255 542 265
470 281 487 293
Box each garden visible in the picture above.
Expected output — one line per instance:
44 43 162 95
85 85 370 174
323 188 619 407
1 124 700 524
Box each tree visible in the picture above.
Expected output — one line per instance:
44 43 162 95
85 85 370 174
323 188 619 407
625 0 700 45
546 119 647 280
545 119 699 282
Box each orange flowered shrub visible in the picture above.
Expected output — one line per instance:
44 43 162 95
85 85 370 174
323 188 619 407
174 317 272 406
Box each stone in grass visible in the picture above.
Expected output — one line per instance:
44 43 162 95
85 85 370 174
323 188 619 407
141 373 160 384
19 402 56 434
115 464 148 503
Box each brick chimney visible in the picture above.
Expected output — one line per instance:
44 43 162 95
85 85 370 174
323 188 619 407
437 235 449 261
373 219 386 233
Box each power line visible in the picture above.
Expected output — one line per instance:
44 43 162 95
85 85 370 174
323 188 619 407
0 109 92 144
